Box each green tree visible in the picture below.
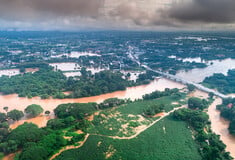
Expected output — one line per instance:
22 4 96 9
0 152 4 159
19 145 48 160
0 112 7 122
3 106 8 112
187 84 195 92
24 104 43 118
209 92 214 99
19 67 26 73
45 110 50 116
188 97 207 110
7 109 24 121
47 119 65 130
229 120 235 135
8 123 44 148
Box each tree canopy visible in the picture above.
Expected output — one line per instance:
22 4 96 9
24 104 43 118
7 110 24 121
188 97 208 110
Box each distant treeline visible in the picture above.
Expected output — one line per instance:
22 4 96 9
0 64 159 99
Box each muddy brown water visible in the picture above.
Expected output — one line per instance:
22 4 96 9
207 98 235 158
2 77 235 159
0 78 184 127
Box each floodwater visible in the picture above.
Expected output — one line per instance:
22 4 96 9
49 62 105 77
49 62 80 71
2 62 235 158
0 78 184 129
0 78 185 113
9 115 54 130
0 68 38 77
176 58 235 83
207 98 235 158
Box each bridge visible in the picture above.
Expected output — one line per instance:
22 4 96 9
128 52 229 99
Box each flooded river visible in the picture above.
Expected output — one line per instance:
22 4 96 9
176 58 235 83
0 78 184 114
1 67 235 159
208 98 235 158
0 78 184 129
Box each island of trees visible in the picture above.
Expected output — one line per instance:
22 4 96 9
203 69 235 94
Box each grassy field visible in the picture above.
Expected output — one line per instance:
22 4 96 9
87 95 186 137
117 95 185 114
56 115 202 160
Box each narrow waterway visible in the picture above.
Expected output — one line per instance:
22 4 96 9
207 98 235 158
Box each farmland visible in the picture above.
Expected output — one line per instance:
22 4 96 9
56 115 202 160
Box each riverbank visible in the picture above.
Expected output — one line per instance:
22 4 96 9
208 98 235 158
2 78 235 159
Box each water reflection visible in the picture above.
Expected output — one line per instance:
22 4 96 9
176 58 235 83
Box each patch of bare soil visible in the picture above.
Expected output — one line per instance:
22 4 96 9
105 145 116 159
50 134 90 160
153 112 165 118
97 141 102 147
76 130 84 134
172 102 179 105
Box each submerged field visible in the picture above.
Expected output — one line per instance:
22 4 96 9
56 115 201 160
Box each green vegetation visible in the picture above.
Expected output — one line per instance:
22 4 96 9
118 94 185 115
216 98 235 135
54 103 97 120
88 91 185 137
0 123 45 154
0 89 230 160
7 109 24 121
19 132 67 160
187 84 196 92
56 115 202 160
142 88 180 100
0 66 133 99
90 109 150 137
143 104 164 116
0 66 66 99
24 104 43 118
135 70 159 84
229 120 235 135
203 69 235 94
188 97 209 110
0 102 91 159
98 98 126 109
173 108 232 160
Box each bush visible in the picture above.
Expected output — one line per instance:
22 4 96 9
24 104 43 118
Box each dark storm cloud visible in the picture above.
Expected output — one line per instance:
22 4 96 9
0 0 234 30
109 2 178 27
0 0 104 21
168 0 235 23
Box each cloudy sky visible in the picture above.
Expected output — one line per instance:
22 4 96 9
0 0 235 30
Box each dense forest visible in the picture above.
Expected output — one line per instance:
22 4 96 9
0 64 159 99
203 69 235 94
0 65 142 99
